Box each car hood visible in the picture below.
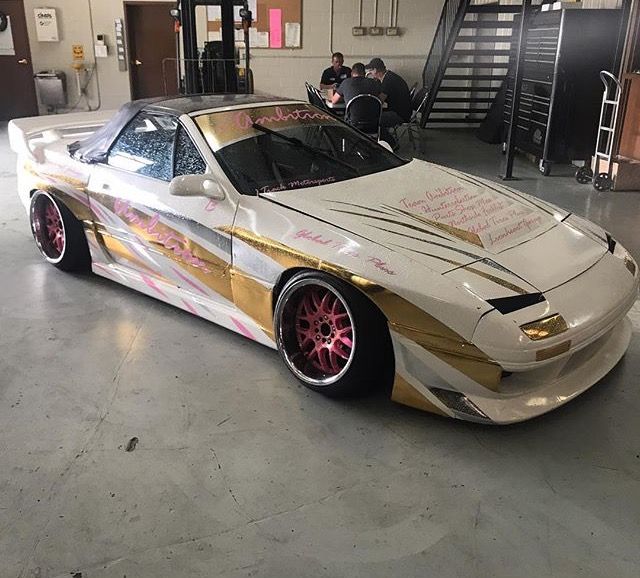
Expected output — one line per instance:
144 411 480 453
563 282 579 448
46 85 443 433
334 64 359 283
261 160 607 295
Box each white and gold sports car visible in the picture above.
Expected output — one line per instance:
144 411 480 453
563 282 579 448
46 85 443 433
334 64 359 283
9 94 638 423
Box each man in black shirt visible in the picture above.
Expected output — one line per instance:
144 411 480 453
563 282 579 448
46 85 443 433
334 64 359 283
331 62 382 106
320 52 351 89
365 58 412 148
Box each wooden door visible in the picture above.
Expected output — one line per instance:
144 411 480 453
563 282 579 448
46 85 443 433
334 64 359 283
125 2 178 100
0 0 38 120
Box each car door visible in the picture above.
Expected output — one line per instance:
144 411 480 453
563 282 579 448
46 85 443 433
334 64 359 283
86 109 238 308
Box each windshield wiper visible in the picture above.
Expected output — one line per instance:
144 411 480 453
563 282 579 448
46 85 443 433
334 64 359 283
251 123 359 176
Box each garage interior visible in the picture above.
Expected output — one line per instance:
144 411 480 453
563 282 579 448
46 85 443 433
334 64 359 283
1 0 640 577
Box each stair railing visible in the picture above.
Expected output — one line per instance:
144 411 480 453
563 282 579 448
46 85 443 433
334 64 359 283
420 0 472 127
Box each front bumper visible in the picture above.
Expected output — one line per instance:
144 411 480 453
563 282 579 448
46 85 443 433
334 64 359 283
391 315 632 423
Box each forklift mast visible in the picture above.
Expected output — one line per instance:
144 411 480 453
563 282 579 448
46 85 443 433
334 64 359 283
176 0 251 94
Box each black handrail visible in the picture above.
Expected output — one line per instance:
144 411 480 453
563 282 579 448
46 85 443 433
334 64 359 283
420 0 472 127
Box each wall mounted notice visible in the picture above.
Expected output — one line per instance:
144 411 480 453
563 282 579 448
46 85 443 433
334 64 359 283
206 0 301 50
34 8 59 42
207 0 258 23
284 22 300 48
269 9 282 48
0 16 15 55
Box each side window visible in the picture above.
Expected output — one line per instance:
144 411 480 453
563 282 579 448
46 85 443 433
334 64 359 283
108 112 178 181
174 126 207 177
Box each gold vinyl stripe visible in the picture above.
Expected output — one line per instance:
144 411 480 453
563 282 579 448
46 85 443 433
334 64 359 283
387 244 462 267
329 208 451 241
388 244 528 296
367 225 483 260
225 226 502 390
230 268 275 339
391 374 448 416
327 200 397 216
386 205 484 248
98 232 165 277
463 266 528 295
536 340 571 361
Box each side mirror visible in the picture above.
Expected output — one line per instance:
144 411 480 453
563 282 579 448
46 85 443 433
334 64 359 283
169 174 226 200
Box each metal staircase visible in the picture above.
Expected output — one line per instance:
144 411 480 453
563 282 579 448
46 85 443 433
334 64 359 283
421 0 524 127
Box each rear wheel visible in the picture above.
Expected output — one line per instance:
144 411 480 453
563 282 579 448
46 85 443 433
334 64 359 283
575 166 593 184
29 191 90 271
274 271 393 397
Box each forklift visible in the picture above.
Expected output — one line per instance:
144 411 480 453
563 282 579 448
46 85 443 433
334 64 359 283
171 0 253 94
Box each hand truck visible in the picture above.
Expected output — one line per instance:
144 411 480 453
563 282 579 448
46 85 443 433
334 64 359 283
575 71 622 191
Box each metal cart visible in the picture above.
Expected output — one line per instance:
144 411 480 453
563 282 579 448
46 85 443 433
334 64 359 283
575 71 622 191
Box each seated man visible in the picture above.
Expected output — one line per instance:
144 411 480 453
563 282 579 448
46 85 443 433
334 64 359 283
331 62 383 106
365 58 412 147
320 52 352 89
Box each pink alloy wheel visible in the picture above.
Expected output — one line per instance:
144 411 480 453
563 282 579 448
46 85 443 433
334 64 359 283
44 201 65 256
294 286 354 377
33 194 65 259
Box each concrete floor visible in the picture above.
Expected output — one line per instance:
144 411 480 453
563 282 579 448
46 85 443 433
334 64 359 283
1 123 639 578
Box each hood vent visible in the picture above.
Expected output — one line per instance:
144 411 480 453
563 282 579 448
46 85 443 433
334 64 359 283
487 293 546 315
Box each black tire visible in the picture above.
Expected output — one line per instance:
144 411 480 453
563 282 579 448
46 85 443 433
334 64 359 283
274 271 394 397
593 172 613 192
29 191 91 272
575 166 593 184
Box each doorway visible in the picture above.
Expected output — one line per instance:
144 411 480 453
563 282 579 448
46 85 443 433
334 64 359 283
125 1 178 100
0 0 38 120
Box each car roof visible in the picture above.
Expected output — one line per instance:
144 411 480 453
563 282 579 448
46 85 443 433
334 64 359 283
69 92 296 163
146 93 292 115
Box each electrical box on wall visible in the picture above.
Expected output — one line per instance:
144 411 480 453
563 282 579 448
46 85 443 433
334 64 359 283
34 8 59 42
368 27 383 36
385 27 399 36
352 26 366 36
95 34 108 58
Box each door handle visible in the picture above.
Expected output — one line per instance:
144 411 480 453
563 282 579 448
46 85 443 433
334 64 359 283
17 58 29 65
134 59 143 66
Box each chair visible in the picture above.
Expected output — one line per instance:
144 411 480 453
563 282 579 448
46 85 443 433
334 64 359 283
345 94 383 140
305 82 332 113
394 86 430 152
304 81 315 105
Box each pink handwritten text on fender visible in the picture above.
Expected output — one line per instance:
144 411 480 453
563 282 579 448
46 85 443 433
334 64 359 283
114 199 212 273
293 229 394 274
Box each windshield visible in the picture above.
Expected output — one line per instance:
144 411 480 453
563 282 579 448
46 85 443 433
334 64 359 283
194 104 407 195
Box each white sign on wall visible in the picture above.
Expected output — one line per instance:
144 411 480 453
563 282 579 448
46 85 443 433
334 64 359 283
34 8 59 42
0 17 16 56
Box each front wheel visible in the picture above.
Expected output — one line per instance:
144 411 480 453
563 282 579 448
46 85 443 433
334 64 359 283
274 271 393 397
30 191 90 271
539 159 551 176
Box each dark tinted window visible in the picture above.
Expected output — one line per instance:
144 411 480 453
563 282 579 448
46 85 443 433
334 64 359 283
174 126 207 177
214 124 406 195
108 112 177 181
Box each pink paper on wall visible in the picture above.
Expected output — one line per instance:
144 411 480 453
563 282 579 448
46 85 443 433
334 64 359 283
269 8 282 48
